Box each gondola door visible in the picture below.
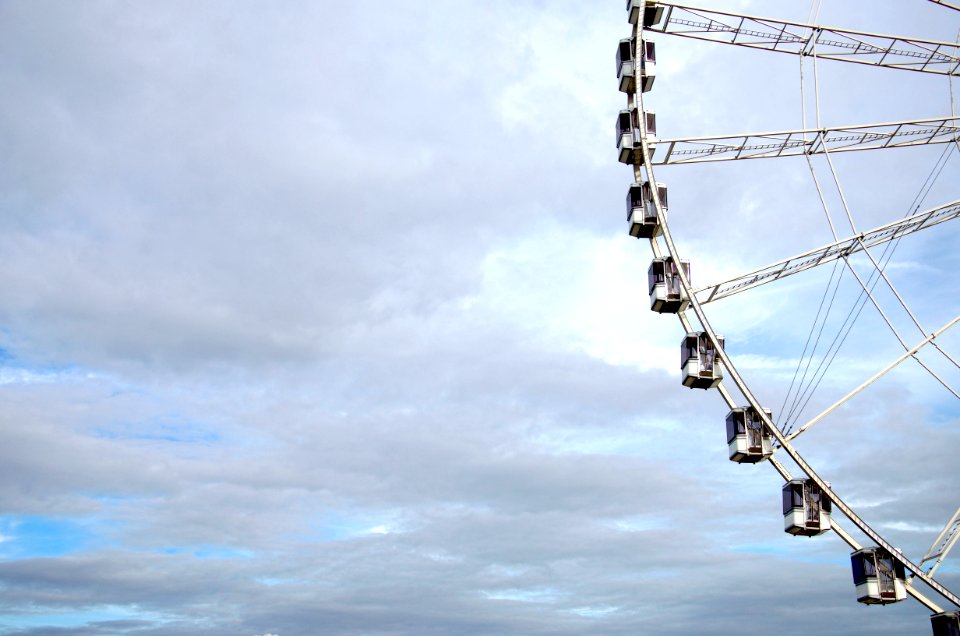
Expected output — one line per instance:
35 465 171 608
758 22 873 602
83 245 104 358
804 485 821 530
666 260 680 299
746 410 762 453
877 555 897 600
699 338 714 377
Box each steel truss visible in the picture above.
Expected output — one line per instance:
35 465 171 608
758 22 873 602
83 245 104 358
652 117 960 165
929 0 960 13
920 508 960 577
694 200 960 304
644 2 960 75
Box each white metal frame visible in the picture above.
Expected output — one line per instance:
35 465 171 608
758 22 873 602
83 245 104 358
694 199 960 304
622 0 960 616
653 117 960 165
644 2 960 75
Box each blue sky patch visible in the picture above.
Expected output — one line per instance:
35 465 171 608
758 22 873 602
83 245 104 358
93 418 221 445
158 545 253 559
0 605 166 631
304 511 395 542
0 515 101 559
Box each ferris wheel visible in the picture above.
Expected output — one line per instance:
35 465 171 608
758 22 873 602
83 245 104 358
617 1 960 632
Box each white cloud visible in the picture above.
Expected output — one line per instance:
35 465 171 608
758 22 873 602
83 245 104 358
880 521 943 534
0 2 955 636
568 605 619 618
482 587 563 603
472 222 679 373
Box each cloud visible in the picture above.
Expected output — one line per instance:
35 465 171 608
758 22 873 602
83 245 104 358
0 1 957 635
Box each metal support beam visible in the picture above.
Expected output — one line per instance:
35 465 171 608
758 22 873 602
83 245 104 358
692 200 960 304
653 117 960 165
785 315 960 443
928 0 960 12
644 2 960 75
919 507 960 576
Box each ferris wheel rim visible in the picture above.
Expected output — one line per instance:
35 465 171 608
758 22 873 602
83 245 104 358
627 0 960 613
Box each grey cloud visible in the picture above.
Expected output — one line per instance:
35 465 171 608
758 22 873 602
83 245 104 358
0 0 957 635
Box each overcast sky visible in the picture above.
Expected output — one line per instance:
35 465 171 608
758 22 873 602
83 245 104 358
1 1 959 635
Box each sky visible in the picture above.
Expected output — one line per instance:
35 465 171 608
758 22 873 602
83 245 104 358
0 1 958 635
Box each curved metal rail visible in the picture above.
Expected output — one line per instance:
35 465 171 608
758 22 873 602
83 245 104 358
629 0 960 612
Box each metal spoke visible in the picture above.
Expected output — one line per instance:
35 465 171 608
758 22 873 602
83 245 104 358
654 117 960 165
694 200 960 304
918 507 960 576
929 0 960 12
785 315 960 443
645 2 960 75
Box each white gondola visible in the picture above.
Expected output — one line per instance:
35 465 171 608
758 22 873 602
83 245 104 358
931 611 960 636
782 478 831 536
616 38 635 93
616 109 657 165
627 0 664 28
725 406 773 463
681 332 723 389
850 547 907 605
648 257 689 313
627 181 666 239
617 38 656 93
641 109 657 144
639 39 656 93
616 109 638 164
